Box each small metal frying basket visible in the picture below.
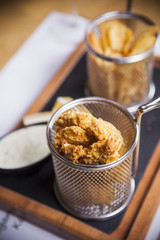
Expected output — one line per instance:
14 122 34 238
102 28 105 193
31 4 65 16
85 11 158 112
47 97 139 220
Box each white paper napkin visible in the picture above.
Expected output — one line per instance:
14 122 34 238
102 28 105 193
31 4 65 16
0 11 88 138
145 204 160 240
0 209 67 240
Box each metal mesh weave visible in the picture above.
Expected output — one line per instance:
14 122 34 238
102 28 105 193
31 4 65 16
47 98 137 219
85 12 156 112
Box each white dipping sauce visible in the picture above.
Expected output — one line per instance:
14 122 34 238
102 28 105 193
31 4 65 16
0 125 50 169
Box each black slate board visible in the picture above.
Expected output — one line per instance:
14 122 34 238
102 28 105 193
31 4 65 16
0 54 160 234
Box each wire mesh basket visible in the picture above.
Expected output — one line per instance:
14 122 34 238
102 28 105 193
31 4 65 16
47 97 139 220
85 11 158 113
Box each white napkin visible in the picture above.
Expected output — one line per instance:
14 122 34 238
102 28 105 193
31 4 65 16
0 11 88 138
0 209 65 240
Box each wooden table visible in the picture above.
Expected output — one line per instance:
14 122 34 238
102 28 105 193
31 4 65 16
0 1 160 239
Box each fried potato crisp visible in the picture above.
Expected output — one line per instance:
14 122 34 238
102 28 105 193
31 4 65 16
87 20 159 106
89 20 159 57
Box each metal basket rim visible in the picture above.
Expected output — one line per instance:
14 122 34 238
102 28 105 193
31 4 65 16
46 97 139 171
85 10 158 64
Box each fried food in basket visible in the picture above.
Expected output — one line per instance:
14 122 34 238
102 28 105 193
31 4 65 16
89 20 158 56
54 110 124 165
53 109 132 207
87 20 159 106
100 20 134 55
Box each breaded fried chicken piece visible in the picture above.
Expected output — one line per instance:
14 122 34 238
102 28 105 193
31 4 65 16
54 110 124 164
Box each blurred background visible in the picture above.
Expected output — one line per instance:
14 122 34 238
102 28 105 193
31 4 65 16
0 0 160 69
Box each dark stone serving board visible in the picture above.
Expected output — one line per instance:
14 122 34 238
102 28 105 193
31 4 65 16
0 54 160 234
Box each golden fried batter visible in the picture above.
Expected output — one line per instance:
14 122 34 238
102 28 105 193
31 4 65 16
54 110 124 164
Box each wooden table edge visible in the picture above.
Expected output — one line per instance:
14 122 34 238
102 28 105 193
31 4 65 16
126 166 160 239
112 140 160 240
0 186 115 240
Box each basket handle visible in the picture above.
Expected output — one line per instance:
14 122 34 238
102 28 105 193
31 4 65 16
133 96 160 177
136 96 160 122
126 0 133 12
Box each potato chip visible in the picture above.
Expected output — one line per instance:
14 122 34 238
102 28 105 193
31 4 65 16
107 21 127 52
137 25 159 37
129 25 159 55
99 21 111 51
99 20 134 54
88 32 103 53
123 29 134 55
129 34 156 55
